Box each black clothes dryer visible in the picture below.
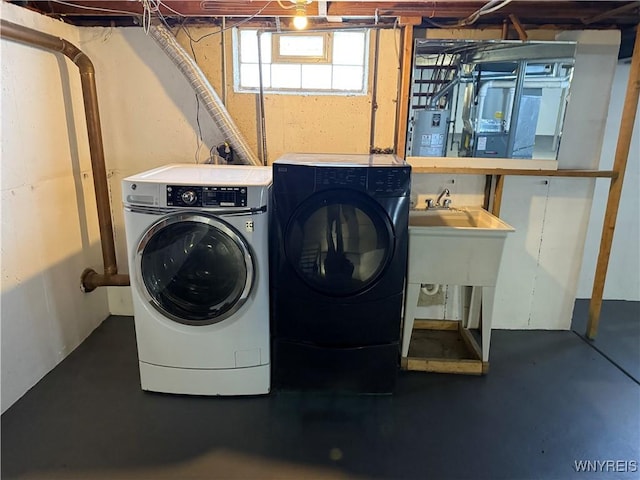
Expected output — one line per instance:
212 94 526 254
270 153 411 393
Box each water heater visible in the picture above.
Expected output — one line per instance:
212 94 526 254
409 108 450 157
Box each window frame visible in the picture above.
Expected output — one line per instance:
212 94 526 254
233 28 370 96
271 32 333 64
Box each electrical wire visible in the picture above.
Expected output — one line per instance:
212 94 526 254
393 17 400 69
461 0 514 26
478 0 514 15
178 2 274 44
424 0 514 29
141 0 157 34
156 0 185 17
186 35 204 164
276 0 296 10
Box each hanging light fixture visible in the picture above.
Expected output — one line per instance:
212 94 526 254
292 0 309 30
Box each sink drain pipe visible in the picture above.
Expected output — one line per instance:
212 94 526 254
0 20 130 292
148 23 260 166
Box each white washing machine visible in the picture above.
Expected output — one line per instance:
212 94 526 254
122 164 271 395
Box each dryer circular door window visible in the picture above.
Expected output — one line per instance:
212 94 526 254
136 213 254 325
284 189 395 296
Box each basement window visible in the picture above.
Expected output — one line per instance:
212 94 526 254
233 28 369 95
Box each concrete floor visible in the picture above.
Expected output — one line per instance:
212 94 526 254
2 301 639 479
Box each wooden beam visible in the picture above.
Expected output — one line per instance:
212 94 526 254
398 16 422 26
395 23 414 158
24 0 640 27
459 325 483 361
413 319 459 331
409 167 617 178
509 14 528 41
581 1 640 25
403 357 484 375
492 174 505 216
587 27 640 339
26 1 321 17
501 18 509 40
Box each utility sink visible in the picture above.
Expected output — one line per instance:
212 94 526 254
403 207 516 364
407 207 515 286
409 207 514 231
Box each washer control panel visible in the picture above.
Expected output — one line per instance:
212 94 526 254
167 185 248 208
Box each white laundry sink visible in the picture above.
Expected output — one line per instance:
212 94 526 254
409 207 514 230
407 207 514 286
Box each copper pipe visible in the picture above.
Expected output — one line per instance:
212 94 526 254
1 19 129 291
501 19 509 40
81 270 130 289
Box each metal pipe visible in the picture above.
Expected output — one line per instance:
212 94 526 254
149 23 260 166
428 77 460 108
369 28 380 153
221 17 227 106
81 270 130 289
256 30 268 165
0 19 129 292
505 60 527 157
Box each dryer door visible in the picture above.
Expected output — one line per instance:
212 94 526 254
284 189 395 297
136 213 254 325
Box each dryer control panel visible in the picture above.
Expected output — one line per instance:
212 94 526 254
167 185 247 208
312 166 411 197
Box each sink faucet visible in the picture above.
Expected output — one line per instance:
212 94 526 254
436 188 450 207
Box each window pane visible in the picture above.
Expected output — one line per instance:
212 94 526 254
271 64 301 89
240 64 271 88
240 30 258 63
240 30 271 63
332 66 364 90
333 32 365 66
261 32 272 64
301 65 332 89
279 35 325 57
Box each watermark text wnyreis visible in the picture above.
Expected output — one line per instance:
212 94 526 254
574 460 638 473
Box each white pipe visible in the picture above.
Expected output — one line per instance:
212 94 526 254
149 23 260 166
421 283 440 296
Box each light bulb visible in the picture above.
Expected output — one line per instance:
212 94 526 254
293 1 308 30
293 14 308 30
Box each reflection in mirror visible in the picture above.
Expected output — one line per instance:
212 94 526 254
406 40 577 161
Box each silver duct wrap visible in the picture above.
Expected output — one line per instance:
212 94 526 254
149 24 260 166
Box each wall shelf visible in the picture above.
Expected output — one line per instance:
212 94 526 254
409 166 617 178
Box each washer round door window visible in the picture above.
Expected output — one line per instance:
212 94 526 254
285 190 394 296
137 214 254 325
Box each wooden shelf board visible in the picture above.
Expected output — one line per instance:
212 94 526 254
402 357 486 375
410 167 617 178
402 321 489 375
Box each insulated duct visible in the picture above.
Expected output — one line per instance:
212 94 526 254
149 23 260 166
0 19 129 292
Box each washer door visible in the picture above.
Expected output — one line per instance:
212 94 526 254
284 189 395 297
136 213 254 325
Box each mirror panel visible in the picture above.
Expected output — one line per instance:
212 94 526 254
406 40 578 164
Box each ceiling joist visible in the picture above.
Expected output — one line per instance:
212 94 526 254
11 0 640 29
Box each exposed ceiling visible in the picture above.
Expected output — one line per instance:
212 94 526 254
9 1 640 29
